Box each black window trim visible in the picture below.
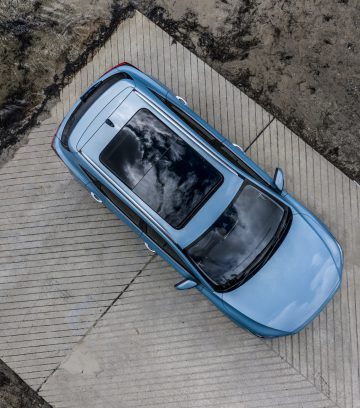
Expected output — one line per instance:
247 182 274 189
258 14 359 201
142 221 192 274
101 184 143 228
149 89 269 186
81 164 193 273
80 153 179 243
80 165 144 229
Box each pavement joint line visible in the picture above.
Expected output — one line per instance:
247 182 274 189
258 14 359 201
36 252 157 393
1 11 358 406
115 250 342 408
260 337 342 408
244 117 275 153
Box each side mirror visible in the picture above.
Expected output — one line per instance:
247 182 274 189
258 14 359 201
273 167 284 192
174 278 198 290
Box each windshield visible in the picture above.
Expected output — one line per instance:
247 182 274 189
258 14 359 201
186 184 286 290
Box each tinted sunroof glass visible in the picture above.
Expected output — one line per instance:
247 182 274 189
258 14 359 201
100 108 223 228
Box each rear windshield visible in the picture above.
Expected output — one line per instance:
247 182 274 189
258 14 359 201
99 108 223 228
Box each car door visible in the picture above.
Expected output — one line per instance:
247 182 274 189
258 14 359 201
82 167 228 316
82 169 145 237
141 223 194 281
142 223 228 312
164 93 273 186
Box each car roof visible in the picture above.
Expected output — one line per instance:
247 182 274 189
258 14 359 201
66 79 134 152
99 108 225 229
79 83 243 248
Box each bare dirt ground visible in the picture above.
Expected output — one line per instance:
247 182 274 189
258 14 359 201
0 0 359 180
142 0 360 182
0 360 51 408
0 0 132 162
0 0 359 405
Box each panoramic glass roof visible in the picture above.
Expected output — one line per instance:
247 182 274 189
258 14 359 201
99 108 223 228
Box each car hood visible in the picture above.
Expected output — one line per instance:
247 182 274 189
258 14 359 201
222 213 341 333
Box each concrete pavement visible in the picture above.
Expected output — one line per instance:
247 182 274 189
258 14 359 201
0 11 359 408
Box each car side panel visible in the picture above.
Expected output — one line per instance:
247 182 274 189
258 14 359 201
220 138 273 185
86 180 144 237
165 92 227 144
141 233 196 281
165 91 274 186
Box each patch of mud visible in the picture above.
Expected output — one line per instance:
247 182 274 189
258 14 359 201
0 360 51 407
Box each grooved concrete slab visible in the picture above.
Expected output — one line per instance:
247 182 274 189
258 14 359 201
247 120 360 408
0 10 359 408
0 117 152 390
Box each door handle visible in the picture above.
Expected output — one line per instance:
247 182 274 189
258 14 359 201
90 191 102 203
144 242 156 253
232 143 244 152
176 95 188 106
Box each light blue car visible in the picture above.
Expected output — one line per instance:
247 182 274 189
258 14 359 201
52 62 343 337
